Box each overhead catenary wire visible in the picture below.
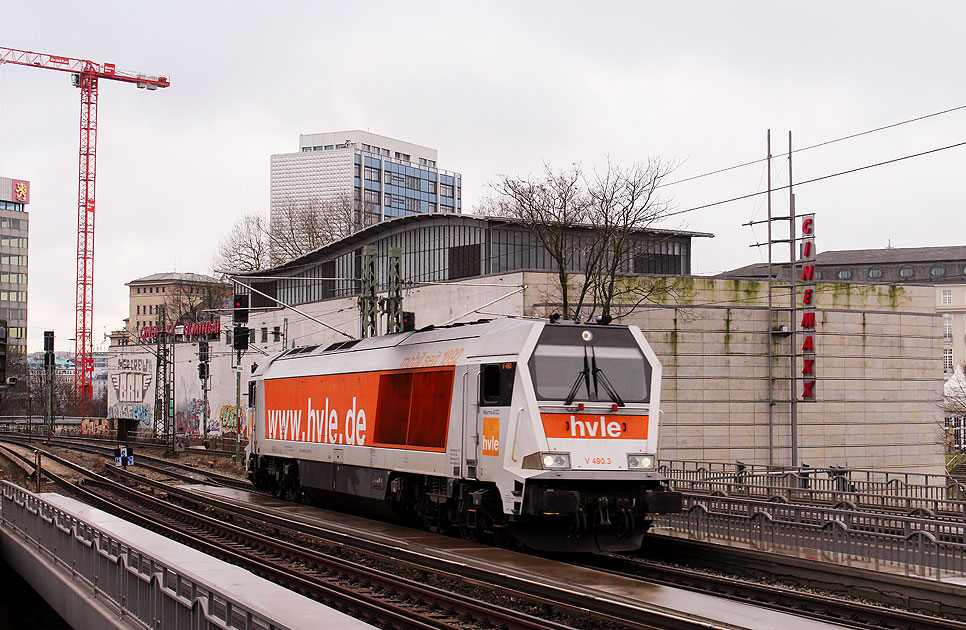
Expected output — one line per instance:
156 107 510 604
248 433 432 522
664 139 966 219
658 103 966 189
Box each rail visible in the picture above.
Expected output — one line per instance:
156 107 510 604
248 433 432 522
654 493 966 580
0 481 294 629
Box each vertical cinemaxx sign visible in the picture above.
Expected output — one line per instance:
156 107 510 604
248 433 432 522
799 214 817 401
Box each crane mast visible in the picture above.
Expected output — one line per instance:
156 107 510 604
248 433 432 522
0 46 169 402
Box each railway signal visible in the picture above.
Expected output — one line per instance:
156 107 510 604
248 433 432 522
0 46 170 402
233 294 249 324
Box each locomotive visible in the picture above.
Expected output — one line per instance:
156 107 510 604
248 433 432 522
247 317 682 552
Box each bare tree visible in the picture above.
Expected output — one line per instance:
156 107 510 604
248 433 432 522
490 164 589 319
269 192 378 265
216 193 378 273
213 212 271 273
167 280 232 324
584 158 676 320
941 364 966 452
490 159 676 321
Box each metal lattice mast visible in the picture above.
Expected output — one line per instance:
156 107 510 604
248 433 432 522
153 306 169 438
75 72 97 403
0 46 169 402
385 248 403 333
359 245 378 338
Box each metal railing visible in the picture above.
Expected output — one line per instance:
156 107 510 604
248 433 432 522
0 481 295 629
659 459 965 503
654 492 966 580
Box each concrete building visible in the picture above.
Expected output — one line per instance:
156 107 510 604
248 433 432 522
270 130 462 263
726 245 966 452
107 215 945 473
120 271 228 341
0 176 29 356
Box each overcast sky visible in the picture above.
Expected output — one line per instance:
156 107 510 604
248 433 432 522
1 2 963 352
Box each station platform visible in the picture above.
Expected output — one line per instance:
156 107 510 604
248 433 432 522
186 483 851 630
0 482 375 630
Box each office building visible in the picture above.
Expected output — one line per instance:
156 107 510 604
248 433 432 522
270 130 461 264
0 176 29 355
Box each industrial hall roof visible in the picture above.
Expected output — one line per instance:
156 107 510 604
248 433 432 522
240 212 714 276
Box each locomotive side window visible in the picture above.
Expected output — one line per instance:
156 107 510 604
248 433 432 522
481 363 515 406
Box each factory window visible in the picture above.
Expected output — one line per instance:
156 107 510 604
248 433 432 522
945 349 954 373
943 289 953 305
932 266 947 277
899 267 915 279
944 315 953 341
837 269 853 280
868 268 882 279
449 243 481 280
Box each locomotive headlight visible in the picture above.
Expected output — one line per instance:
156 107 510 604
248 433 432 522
523 451 571 470
628 454 656 470
541 452 571 469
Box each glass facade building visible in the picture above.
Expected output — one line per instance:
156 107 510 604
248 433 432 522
244 214 705 309
271 131 461 263
0 176 29 355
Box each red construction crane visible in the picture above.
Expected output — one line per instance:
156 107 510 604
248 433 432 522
0 46 169 402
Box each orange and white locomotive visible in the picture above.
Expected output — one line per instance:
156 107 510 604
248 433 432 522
247 317 681 552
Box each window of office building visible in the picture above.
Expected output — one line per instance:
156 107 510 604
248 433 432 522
945 348 954 373
427 181 436 194
405 175 421 189
261 328 268 343
945 315 953 341
405 197 420 212
364 167 381 181
364 190 380 206
942 289 953 305
440 183 454 197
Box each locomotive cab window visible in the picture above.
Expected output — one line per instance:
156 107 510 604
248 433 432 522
528 325 650 403
480 363 515 406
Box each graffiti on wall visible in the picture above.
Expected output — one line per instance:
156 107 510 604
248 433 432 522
110 356 155 427
175 398 210 437
108 402 152 422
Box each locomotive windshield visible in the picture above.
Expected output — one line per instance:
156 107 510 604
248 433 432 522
527 325 650 403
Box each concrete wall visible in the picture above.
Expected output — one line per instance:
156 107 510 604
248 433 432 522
107 272 945 473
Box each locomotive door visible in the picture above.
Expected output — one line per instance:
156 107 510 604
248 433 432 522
462 363 480 479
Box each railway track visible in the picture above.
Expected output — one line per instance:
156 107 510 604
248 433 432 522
580 553 966 630
9 442 742 630
11 438 963 629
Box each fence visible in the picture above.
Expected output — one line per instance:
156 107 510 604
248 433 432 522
0 481 295 629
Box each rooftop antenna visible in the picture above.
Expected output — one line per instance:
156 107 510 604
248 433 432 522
886 239 893 249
